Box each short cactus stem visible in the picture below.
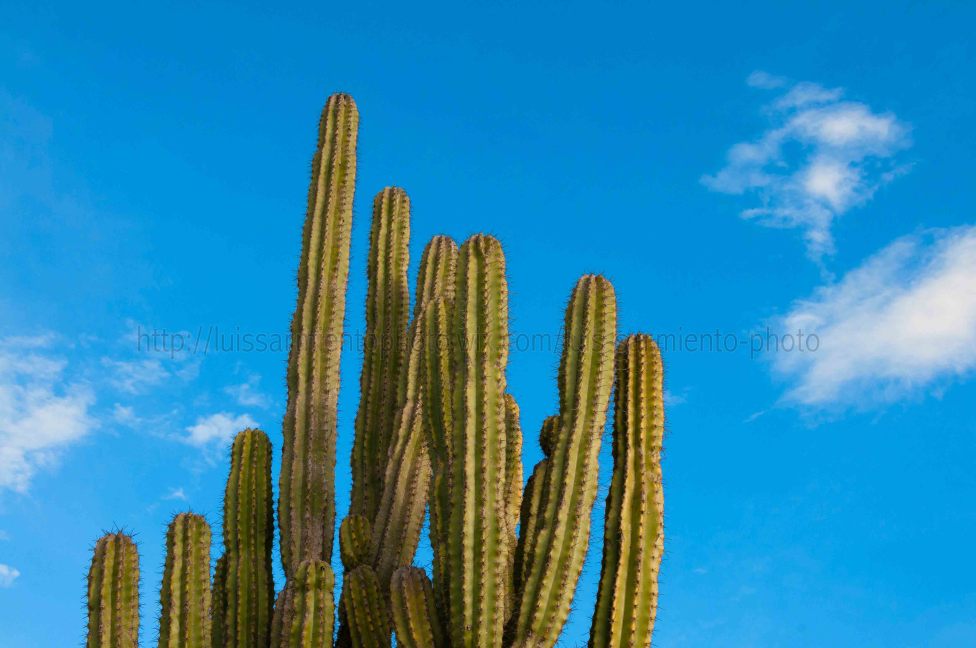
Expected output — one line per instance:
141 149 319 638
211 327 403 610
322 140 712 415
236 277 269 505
343 566 391 648
271 560 336 648
588 334 665 648
339 514 372 571
211 555 227 648
390 567 446 648
86 532 140 648
158 513 212 648
223 428 275 648
509 274 617 647
279 92 359 575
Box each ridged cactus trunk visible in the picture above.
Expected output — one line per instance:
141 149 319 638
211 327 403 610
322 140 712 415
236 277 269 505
271 560 336 648
508 275 617 647
279 93 358 576
222 428 275 647
390 567 447 648
86 532 140 648
158 513 212 648
589 335 665 648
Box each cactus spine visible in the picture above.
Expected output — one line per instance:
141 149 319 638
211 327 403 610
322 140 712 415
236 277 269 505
158 513 212 648
508 275 617 647
222 428 275 647
86 532 140 648
390 567 446 648
589 335 665 648
271 560 336 648
279 93 358 575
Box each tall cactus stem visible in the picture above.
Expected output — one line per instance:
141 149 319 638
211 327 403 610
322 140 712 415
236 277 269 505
158 513 212 648
343 566 391 648
588 335 665 648
271 560 336 648
211 555 227 648
351 187 411 521
86 532 140 648
279 92 359 574
509 274 617 647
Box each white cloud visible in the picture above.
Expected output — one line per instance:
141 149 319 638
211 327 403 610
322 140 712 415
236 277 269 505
773 226 976 406
163 487 187 501
0 564 20 587
101 357 169 394
183 412 258 448
224 374 270 409
703 72 911 259
0 336 95 492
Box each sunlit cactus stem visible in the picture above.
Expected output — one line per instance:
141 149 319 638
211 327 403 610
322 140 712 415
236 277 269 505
509 274 617 647
589 334 665 648
390 567 447 648
271 560 336 648
343 566 391 648
279 92 359 575
222 428 275 647
86 532 140 648
158 513 211 648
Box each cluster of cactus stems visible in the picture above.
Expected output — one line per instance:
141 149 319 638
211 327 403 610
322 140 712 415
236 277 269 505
84 92 666 648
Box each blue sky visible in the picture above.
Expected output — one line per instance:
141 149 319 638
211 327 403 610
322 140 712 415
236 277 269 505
1 1 975 646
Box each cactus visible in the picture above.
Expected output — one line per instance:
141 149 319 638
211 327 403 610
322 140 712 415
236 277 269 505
271 560 336 648
86 532 140 648
158 513 211 648
81 92 669 648
589 335 665 648
390 567 446 648
222 428 275 647
351 187 411 521
212 555 228 648
508 274 617 647
279 92 358 576
342 566 391 648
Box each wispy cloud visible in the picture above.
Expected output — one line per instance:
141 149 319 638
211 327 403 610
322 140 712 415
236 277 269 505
704 72 911 259
224 374 271 409
163 487 187 501
773 226 976 406
101 357 169 394
183 412 258 449
0 335 95 492
0 563 20 587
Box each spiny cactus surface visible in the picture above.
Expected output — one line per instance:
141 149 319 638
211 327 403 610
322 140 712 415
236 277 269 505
158 513 211 648
86 532 140 648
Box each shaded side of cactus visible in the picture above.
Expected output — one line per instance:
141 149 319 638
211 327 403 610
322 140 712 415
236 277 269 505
223 428 275 647
390 567 446 648
211 555 227 648
512 415 557 593
589 335 665 648
502 393 522 622
509 275 617 647
158 513 211 648
351 187 411 521
271 560 335 648
86 532 140 648
279 92 359 575
342 566 391 648
446 234 510 647
339 514 372 571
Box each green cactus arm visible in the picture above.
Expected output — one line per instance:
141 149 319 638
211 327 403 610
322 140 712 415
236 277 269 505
589 335 665 648
272 560 336 648
390 567 446 648
223 428 275 648
86 532 140 648
211 555 227 648
509 275 617 647
448 234 510 647
279 92 358 575
512 415 558 594
158 513 212 648
339 514 372 571
351 187 411 520
369 399 431 588
342 566 391 648
503 393 523 623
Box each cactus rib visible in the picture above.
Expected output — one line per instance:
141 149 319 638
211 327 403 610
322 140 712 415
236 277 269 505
158 513 211 648
86 532 140 648
390 567 446 648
